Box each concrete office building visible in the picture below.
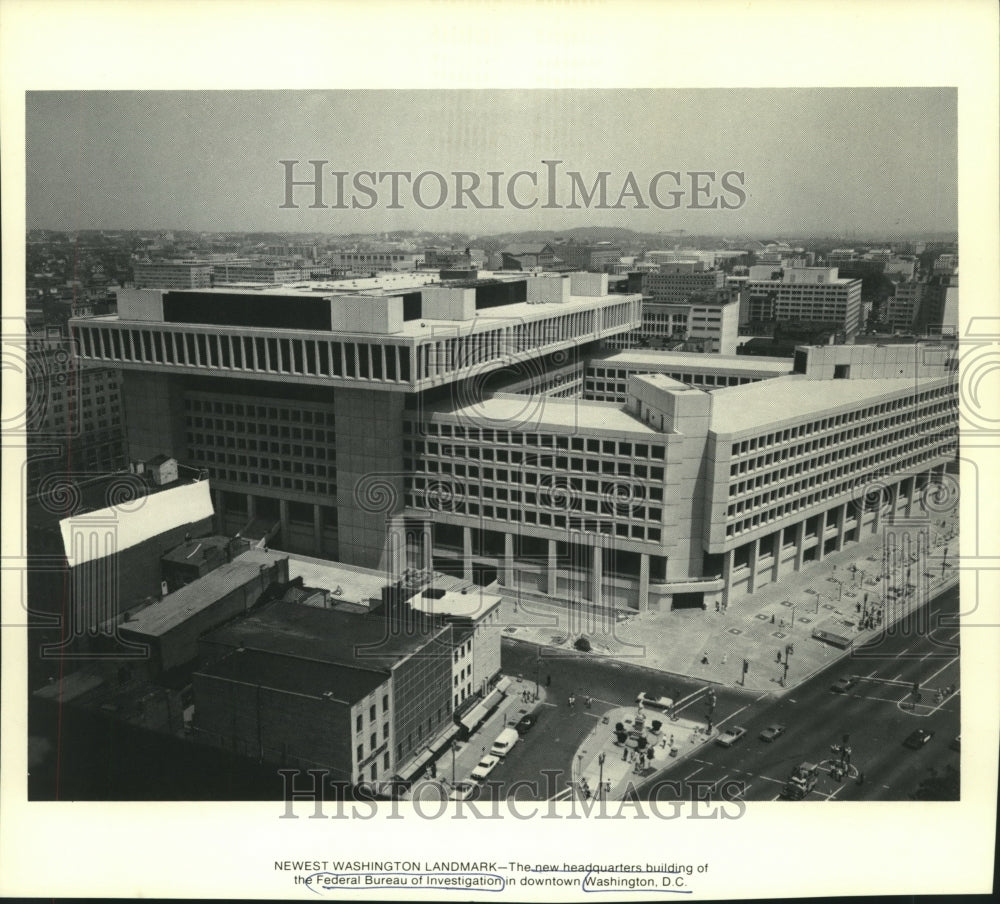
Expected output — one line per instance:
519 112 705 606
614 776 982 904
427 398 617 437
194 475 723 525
25 330 127 495
69 278 954 615
328 250 423 272
404 342 957 611
583 350 792 402
69 272 641 573
555 241 623 272
132 261 214 290
642 265 726 303
745 266 863 334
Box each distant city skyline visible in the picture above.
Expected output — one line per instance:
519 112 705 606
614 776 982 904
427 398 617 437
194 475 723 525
26 89 957 236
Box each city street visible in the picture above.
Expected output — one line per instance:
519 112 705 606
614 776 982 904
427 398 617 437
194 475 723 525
633 583 960 802
470 584 959 803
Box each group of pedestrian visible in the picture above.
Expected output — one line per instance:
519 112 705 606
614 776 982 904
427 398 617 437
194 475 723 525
568 693 592 709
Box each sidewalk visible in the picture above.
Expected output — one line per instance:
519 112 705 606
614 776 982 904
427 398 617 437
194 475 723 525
401 675 548 798
495 510 959 695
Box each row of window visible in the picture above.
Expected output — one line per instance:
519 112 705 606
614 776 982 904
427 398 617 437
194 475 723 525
725 438 955 538
729 385 956 459
407 426 667 460
184 397 336 425
406 492 664 542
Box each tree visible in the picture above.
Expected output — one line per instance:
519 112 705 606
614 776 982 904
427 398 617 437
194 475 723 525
574 636 592 653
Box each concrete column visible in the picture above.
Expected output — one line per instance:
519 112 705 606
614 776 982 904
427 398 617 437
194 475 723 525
246 494 256 520
794 520 806 571
547 540 558 596
747 537 761 594
214 489 226 534
816 515 826 563
591 541 603 608
503 533 514 589
463 526 473 582
836 502 849 551
772 531 782 584
638 553 649 612
279 499 290 543
313 504 323 555
722 548 735 606
904 476 916 519
422 520 434 572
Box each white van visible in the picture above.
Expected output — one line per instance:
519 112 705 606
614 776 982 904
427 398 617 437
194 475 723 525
490 727 519 758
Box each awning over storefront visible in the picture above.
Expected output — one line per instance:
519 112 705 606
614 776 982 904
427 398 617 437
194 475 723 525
495 676 513 695
459 700 492 732
396 747 435 782
429 723 460 753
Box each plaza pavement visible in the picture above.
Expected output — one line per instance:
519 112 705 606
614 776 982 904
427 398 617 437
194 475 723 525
494 510 959 695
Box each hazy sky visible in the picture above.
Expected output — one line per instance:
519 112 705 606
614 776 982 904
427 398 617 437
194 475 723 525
25 89 957 236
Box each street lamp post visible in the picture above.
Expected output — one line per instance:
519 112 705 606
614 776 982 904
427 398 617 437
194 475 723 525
598 752 605 800
451 741 456 785
534 649 540 701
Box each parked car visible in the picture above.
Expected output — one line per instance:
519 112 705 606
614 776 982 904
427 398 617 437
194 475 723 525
636 692 674 710
448 781 478 801
950 735 961 752
490 728 520 758
830 676 859 694
759 724 786 742
904 728 935 749
716 726 747 748
470 755 500 781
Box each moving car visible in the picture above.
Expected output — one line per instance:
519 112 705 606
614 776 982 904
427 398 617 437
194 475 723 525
780 762 820 800
830 676 859 694
903 728 935 749
636 692 674 710
470 755 500 781
759 724 786 742
715 726 747 748
516 712 540 735
448 781 478 801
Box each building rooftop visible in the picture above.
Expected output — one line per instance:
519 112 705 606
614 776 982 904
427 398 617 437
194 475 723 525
423 392 660 436
408 586 502 620
709 375 940 434
593 350 793 374
160 535 233 569
37 478 215 568
283 552 390 609
123 549 286 637
196 647 387 705
202 598 453 672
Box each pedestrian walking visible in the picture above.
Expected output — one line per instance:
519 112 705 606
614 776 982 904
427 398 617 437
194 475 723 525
669 734 674 747
568 694 575 708
622 747 628 761
771 614 775 624
585 696 592 709
722 653 728 666
546 674 551 687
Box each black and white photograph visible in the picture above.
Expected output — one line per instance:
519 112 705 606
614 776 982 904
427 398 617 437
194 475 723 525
2 2 998 901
